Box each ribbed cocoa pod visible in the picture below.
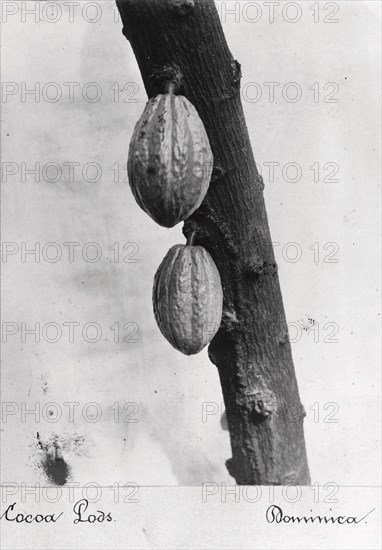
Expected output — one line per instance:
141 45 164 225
128 92 213 228
153 244 223 355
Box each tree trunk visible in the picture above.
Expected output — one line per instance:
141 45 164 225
116 0 310 485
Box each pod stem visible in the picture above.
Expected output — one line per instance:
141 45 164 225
187 231 197 247
165 81 176 95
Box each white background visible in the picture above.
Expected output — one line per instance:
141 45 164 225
1 1 381 548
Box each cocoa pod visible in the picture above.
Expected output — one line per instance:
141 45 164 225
128 92 213 228
152 244 223 355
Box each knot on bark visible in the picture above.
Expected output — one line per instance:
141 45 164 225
225 458 237 479
231 60 242 86
220 410 229 431
277 324 289 345
149 63 183 95
221 308 239 332
211 164 227 184
245 256 278 279
121 26 130 41
284 401 306 423
256 173 265 191
237 387 277 421
171 0 195 15
208 348 218 366
244 255 266 278
244 252 278 277
216 219 240 257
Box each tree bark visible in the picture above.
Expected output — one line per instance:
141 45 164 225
116 0 310 485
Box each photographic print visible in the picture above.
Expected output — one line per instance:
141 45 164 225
1 1 380 548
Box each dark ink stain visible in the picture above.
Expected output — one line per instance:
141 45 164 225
299 315 317 332
40 373 48 395
36 432 70 486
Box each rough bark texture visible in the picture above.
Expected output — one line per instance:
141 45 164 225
116 0 310 485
